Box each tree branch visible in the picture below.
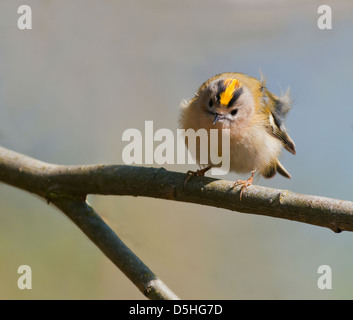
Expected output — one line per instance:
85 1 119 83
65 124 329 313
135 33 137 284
52 197 180 300
1 145 353 297
1 145 352 233
0 146 180 300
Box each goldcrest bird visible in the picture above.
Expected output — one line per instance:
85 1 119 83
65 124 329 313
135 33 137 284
179 72 296 198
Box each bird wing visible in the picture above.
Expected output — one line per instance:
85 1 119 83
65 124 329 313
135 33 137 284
264 89 296 155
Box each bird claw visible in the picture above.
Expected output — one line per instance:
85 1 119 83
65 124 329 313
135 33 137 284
184 166 212 187
233 170 256 200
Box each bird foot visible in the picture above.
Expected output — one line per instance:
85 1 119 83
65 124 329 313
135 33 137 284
184 166 212 187
233 170 256 200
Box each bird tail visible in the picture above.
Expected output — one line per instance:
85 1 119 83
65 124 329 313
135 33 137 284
263 159 291 179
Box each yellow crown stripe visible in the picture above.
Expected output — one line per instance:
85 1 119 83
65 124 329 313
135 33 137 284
219 79 240 106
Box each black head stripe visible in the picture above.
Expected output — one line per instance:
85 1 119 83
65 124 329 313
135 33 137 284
227 87 243 108
216 81 226 102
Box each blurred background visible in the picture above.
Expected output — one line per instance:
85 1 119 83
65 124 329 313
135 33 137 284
0 0 353 299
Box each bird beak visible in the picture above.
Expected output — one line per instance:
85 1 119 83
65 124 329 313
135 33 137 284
213 113 221 125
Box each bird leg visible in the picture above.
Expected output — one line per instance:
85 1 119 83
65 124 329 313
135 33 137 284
184 166 212 187
233 170 256 200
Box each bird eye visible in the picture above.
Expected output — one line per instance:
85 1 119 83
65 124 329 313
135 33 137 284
230 109 238 116
208 99 213 107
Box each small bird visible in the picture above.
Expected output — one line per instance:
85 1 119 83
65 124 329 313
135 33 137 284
179 72 296 199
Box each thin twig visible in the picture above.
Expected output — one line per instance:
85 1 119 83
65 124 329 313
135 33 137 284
51 197 179 300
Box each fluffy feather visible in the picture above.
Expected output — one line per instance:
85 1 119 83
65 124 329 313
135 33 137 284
179 72 295 180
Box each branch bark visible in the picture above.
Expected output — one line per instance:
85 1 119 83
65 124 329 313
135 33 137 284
1 145 353 297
